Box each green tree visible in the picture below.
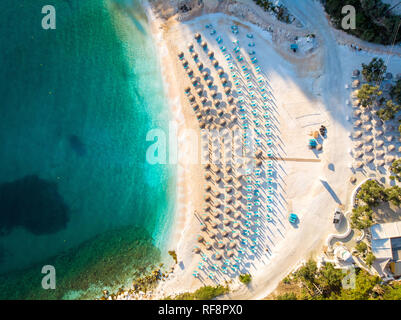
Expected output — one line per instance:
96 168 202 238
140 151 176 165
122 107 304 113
362 58 387 83
357 180 386 206
315 263 344 296
351 205 374 230
356 241 368 254
357 84 382 108
365 253 376 267
276 292 297 300
385 186 401 206
390 159 401 182
376 100 401 121
239 273 252 285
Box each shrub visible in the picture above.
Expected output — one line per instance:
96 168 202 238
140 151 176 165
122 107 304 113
357 180 386 207
365 253 376 267
357 84 382 108
351 205 374 230
276 292 297 300
239 273 252 285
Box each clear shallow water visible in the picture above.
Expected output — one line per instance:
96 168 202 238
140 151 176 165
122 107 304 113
0 0 174 299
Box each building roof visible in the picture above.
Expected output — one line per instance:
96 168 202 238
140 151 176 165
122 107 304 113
371 221 401 240
372 238 392 259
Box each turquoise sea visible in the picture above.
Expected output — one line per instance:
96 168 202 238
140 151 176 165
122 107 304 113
0 0 175 299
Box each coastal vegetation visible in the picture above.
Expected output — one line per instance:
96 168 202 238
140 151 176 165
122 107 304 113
362 57 387 83
239 273 252 285
273 259 401 300
351 179 401 230
390 159 401 182
357 84 382 108
164 285 229 300
323 0 401 44
252 0 293 23
168 250 178 264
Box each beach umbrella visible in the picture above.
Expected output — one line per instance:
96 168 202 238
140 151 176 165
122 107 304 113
354 141 363 148
205 173 211 181
191 78 198 86
372 119 383 127
377 160 385 166
201 41 207 48
185 86 191 94
226 197 233 204
196 88 203 96
199 122 206 129
236 194 242 200
352 69 360 77
355 151 363 158
386 156 395 164
192 103 200 111
217 109 224 117
218 69 224 76
229 242 236 249
223 219 230 226
192 52 198 59
210 90 217 98
366 156 374 163
387 135 394 142
211 221 218 229
235 204 242 211
188 43 194 50
226 187 233 194
375 130 383 137
361 114 371 122
365 136 373 143
188 95 195 102
200 97 208 104
195 33 201 41
232 232 239 239
208 51 214 58
205 184 212 192
222 230 229 238
353 110 361 117
354 161 364 169
206 243 212 250
376 140 384 148
234 212 241 219
233 222 240 229
213 60 219 67
210 232 217 239
205 163 211 170
352 80 360 88
216 176 222 183
364 124 373 131
350 176 357 184
398 146 401 153
256 160 263 167
316 144 323 151
221 77 228 85
224 87 231 95
212 211 220 218
352 99 360 107
365 145 373 153
196 112 202 119
227 251 234 257
197 62 203 70
197 235 204 242
227 96 234 104
178 51 184 58
388 145 396 152
225 208 232 215
215 190 221 198
193 247 201 253
353 131 362 139
225 176 233 183
354 120 362 127
202 71 208 79
215 253 222 260
204 108 211 116
200 224 207 231
182 59 188 67
377 150 385 157
255 150 263 158
206 79 213 87
187 68 194 77
214 100 221 108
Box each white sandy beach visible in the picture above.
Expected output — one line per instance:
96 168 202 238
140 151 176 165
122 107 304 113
142 0 401 300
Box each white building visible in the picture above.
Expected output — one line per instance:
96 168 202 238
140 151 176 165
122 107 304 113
371 221 401 277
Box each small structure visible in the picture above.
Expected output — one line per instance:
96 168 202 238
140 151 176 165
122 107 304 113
290 43 298 52
352 69 360 78
371 222 401 278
